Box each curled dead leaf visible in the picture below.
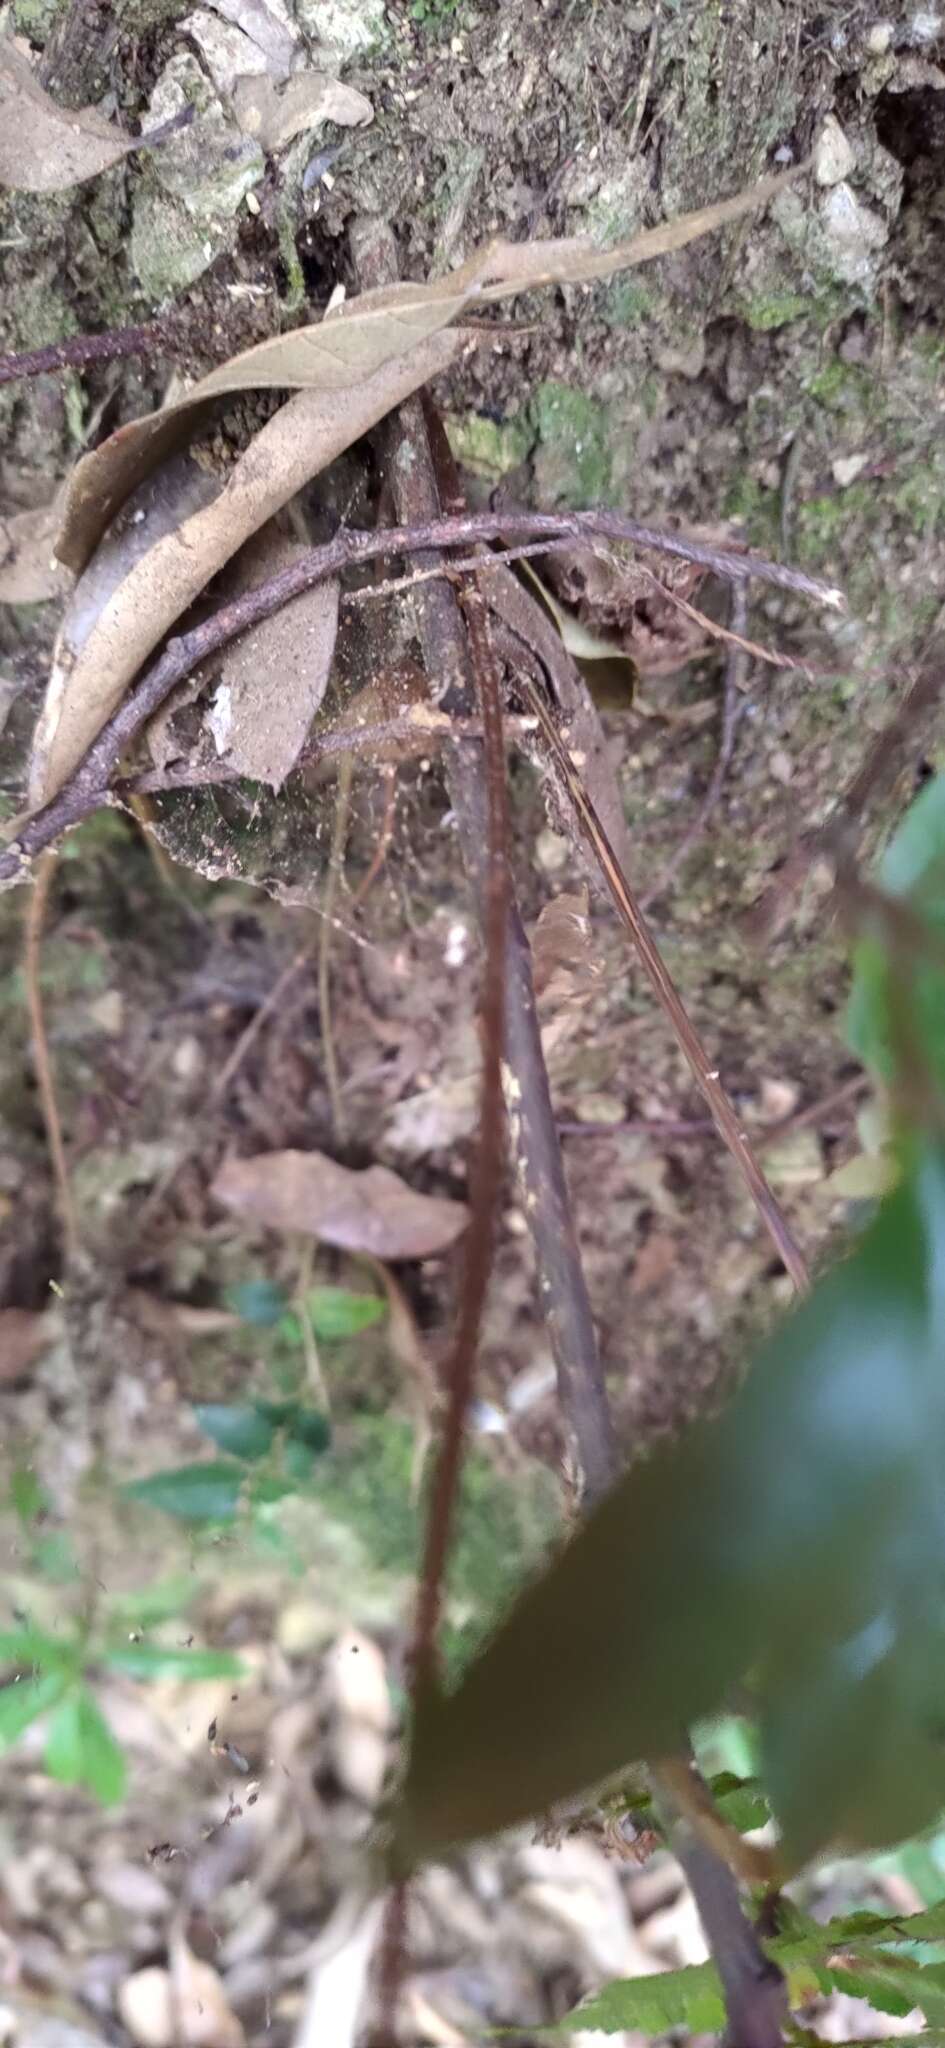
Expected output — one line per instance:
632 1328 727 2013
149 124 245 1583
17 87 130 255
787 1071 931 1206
0 39 135 192
232 71 372 152
211 1149 469 1258
32 332 463 802
34 168 801 803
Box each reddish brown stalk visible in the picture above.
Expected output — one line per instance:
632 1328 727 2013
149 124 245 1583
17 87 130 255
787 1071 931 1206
411 584 510 1683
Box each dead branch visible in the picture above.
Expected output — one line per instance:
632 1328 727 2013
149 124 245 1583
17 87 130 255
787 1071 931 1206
0 508 841 889
0 318 179 388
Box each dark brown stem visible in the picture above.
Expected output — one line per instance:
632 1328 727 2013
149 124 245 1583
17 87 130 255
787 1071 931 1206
347 222 786 2048
0 321 173 389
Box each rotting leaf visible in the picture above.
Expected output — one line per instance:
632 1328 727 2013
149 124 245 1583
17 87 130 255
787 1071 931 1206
0 39 135 192
0 497 71 605
212 1149 470 1258
232 71 372 152
205 526 340 788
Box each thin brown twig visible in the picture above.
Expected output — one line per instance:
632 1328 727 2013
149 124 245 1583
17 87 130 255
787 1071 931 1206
0 510 842 889
23 852 78 1264
557 1070 868 1144
318 756 352 1145
641 585 749 912
0 320 173 389
507 658 810 1294
636 559 815 677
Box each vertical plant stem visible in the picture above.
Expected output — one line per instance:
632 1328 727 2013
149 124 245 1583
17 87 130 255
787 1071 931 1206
352 215 787 2048
23 852 78 1265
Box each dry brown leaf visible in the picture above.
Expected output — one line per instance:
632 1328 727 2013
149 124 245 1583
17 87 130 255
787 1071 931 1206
58 165 800 577
531 886 600 1013
0 498 71 604
232 70 372 151
36 166 799 801
0 39 134 191
32 331 462 800
58 244 495 574
206 525 340 786
0 1307 49 1379
211 1149 469 1257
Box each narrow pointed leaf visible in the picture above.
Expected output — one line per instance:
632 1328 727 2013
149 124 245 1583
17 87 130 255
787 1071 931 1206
393 1149 945 1870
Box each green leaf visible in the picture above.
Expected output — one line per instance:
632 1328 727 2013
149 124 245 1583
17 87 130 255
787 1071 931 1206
710 1773 769 1833
124 1462 244 1522
561 1962 726 2035
224 1277 287 1326
249 1470 297 1507
849 772 945 1090
10 1468 45 1524
0 1627 77 1671
193 1404 274 1461
392 1146 945 1871
0 1671 66 1750
562 1923 945 2040
104 1643 242 1680
255 1401 331 1455
106 1577 198 1630
43 1689 126 1803
285 1407 331 1454
304 1287 385 1340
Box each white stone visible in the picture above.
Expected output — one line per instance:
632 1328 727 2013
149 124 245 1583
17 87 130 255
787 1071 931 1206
814 113 856 186
832 450 869 487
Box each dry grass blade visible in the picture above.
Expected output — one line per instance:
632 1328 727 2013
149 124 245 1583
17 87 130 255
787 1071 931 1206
0 39 134 191
33 332 462 801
